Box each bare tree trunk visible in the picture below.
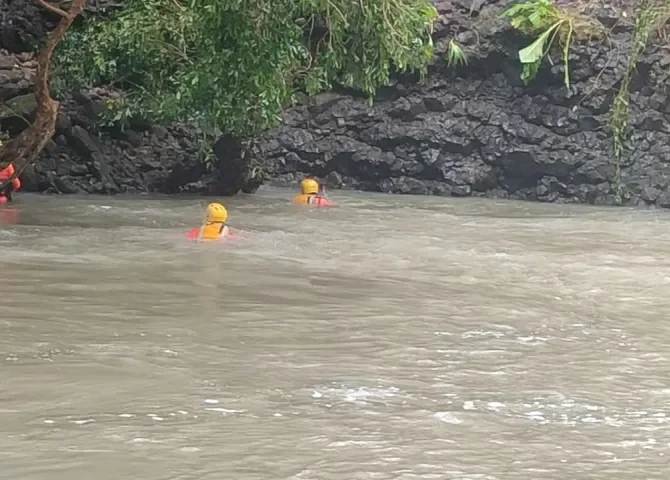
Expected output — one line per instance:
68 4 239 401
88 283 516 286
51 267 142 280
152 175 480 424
0 0 88 189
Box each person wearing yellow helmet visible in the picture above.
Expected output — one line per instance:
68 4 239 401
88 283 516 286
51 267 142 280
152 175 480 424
292 177 332 206
0 139 21 205
186 202 234 240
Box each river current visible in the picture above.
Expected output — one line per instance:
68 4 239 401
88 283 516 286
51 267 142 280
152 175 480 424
1 188 670 479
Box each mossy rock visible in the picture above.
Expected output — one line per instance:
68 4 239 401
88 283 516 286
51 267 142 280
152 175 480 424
0 93 37 120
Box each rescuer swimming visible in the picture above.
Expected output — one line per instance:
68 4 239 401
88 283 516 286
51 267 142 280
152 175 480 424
186 202 234 241
0 141 21 205
292 178 333 206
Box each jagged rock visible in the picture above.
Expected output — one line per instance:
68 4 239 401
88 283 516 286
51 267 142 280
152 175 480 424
0 92 36 128
0 0 126 53
0 0 55 54
53 175 85 194
56 156 88 176
150 125 168 140
0 56 15 70
68 125 102 157
120 129 143 147
90 155 120 193
0 54 34 103
54 112 71 133
211 134 246 196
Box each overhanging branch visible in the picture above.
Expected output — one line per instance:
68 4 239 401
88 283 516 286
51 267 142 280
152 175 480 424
37 0 69 17
0 0 89 188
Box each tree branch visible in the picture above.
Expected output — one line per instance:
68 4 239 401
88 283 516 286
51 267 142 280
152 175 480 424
37 0 69 17
0 0 88 187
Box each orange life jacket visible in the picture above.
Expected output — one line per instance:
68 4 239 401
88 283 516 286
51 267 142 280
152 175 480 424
292 193 331 206
186 223 234 240
0 163 21 203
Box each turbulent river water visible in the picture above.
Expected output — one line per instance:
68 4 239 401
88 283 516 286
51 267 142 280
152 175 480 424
1 187 670 480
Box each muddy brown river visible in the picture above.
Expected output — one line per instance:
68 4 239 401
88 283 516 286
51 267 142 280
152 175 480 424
1 187 670 479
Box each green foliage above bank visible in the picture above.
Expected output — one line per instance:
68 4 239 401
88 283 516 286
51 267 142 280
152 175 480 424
501 0 604 89
53 0 437 136
609 0 670 203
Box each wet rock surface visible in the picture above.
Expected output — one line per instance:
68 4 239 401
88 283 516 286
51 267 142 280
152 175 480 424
262 0 670 207
0 48 230 195
0 0 125 53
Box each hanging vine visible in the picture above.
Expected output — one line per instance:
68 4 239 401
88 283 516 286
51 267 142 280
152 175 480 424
609 1 670 205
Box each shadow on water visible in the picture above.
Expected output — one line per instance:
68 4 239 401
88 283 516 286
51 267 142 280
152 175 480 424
1 187 670 479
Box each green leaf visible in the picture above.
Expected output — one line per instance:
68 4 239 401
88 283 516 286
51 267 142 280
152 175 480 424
520 61 540 85
561 21 573 89
518 21 562 64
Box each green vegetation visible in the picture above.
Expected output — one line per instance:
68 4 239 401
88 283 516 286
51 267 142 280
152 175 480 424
503 0 670 205
609 0 670 204
53 0 438 138
501 0 602 89
445 39 468 67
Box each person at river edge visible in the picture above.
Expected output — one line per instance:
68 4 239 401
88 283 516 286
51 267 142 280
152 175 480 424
186 202 233 241
292 178 332 206
0 140 21 205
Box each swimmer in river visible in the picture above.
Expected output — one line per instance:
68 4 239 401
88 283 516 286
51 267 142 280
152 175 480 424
0 141 22 205
186 202 234 241
292 177 333 206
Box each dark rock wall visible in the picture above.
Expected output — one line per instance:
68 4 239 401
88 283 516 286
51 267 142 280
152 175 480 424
262 0 670 207
1 0 56 54
2 0 669 206
1 0 125 53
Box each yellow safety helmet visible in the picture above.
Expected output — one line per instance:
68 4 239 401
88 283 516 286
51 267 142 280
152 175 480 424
205 202 228 223
300 177 319 195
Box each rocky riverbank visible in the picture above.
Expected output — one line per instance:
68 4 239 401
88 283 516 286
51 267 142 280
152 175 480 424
262 0 670 207
0 49 217 195
2 0 670 207
0 48 264 195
